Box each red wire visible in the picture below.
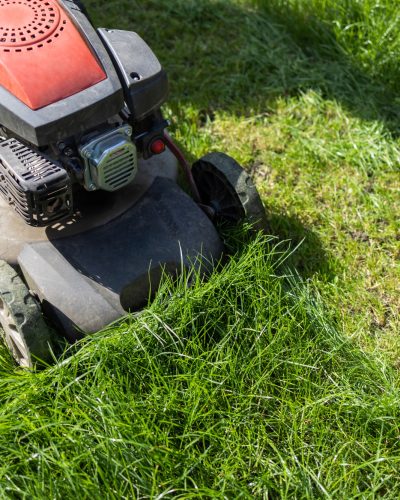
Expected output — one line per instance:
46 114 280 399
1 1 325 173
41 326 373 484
163 132 201 203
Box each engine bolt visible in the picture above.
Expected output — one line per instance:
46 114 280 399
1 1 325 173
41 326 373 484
64 147 74 157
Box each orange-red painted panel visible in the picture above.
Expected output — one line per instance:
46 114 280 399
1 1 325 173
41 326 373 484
0 0 106 110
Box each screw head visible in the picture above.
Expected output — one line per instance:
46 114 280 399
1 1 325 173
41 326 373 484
64 147 74 157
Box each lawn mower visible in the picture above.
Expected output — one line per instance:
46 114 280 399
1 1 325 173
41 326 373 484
0 0 265 367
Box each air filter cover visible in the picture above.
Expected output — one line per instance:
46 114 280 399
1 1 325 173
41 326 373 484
0 0 106 110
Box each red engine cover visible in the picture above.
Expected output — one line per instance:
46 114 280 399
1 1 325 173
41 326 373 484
0 0 106 110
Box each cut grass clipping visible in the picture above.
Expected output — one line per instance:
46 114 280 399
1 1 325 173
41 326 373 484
0 232 399 497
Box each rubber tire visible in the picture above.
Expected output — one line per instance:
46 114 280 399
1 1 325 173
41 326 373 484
0 261 54 368
192 152 266 231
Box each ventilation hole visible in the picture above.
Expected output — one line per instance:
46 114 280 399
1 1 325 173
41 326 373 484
0 0 64 51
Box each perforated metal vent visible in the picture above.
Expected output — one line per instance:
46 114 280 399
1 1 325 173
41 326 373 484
101 146 137 191
80 126 138 193
0 0 67 52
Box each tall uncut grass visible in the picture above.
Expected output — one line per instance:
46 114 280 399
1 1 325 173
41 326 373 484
0 232 398 497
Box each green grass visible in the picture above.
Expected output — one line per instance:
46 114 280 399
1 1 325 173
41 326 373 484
0 233 399 497
0 0 399 497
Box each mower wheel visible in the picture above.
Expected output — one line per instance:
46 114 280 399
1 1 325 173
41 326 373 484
192 152 265 230
0 261 54 368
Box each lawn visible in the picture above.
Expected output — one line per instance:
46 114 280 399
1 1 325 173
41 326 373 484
0 0 399 497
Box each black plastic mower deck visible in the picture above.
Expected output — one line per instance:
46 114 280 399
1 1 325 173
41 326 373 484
1 153 223 341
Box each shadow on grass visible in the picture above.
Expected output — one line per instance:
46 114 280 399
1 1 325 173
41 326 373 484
265 211 336 279
253 1 400 134
86 0 380 277
86 0 400 135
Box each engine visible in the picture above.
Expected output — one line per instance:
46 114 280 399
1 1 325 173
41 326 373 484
0 0 169 226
